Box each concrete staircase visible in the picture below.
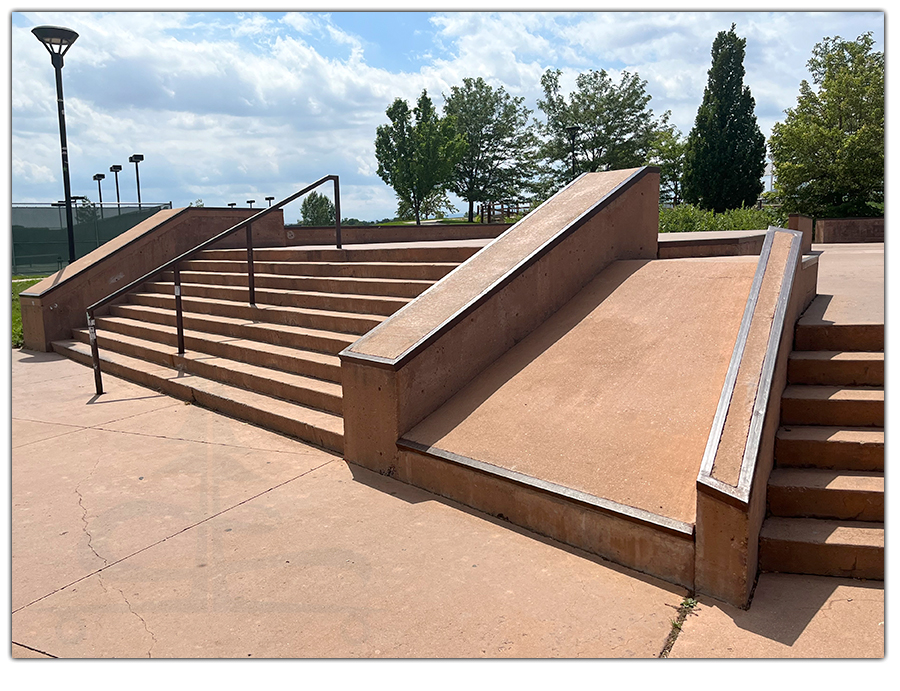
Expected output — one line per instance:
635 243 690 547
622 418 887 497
52 244 480 454
760 319 884 580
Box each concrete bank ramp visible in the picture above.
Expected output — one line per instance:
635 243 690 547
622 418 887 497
400 256 758 527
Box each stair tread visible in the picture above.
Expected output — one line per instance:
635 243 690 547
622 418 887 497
168 270 435 287
777 425 884 444
782 385 884 401
789 350 884 362
144 280 412 305
55 339 344 434
760 517 884 547
76 328 342 396
769 468 884 492
95 315 341 366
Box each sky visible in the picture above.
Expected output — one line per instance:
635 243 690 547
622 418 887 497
6 4 886 222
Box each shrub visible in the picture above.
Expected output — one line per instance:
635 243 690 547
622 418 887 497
659 204 788 233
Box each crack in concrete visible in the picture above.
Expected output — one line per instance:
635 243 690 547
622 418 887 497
75 459 108 568
112 584 158 658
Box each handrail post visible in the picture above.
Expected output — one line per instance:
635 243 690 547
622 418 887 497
87 310 103 395
246 222 256 305
174 265 185 355
333 175 342 249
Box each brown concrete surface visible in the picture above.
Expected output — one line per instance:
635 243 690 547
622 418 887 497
8 349 886 660
801 243 884 326
404 257 757 525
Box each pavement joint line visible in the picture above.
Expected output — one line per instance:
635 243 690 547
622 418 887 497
11 641 58 658
10 418 89 449
658 594 699 658
12 457 338 615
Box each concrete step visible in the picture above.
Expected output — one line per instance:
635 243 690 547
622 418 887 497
788 350 883 386
73 328 343 415
794 323 884 352
142 281 410 317
110 304 357 355
196 245 480 264
767 468 884 521
128 292 384 335
160 269 435 298
178 259 459 281
775 425 884 471
94 315 342 383
52 339 344 453
781 385 883 427
759 517 883 579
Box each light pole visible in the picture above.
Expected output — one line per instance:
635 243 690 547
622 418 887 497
110 164 122 213
565 125 581 182
129 154 144 209
33 25 79 264
227 203 236 208
247 199 255 208
93 173 105 219
265 196 274 207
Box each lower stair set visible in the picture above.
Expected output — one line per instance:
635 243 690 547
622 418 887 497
52 244 477 454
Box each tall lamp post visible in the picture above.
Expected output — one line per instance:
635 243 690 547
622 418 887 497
109 164 122 213
32 25 79 264
247 200 255 208
265 196 274 207
93 173 105 219
565 125 581 182
129 154 144 209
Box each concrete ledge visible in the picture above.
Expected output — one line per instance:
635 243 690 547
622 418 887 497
284 223 509 246
695 228 819 607
815 217 883 244
20 207 285 351
658 230 767 258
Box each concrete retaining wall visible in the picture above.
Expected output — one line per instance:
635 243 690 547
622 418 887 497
815 217 884 244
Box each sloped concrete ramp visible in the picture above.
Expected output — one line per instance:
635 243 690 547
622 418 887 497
401 256 758 529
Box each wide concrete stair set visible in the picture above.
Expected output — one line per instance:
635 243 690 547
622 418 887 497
760 316 884 579
28 167 883 608
52 245 477 453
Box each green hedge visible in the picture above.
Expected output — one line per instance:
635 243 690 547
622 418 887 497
659 204 788 233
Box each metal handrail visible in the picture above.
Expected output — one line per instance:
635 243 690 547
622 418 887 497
86 174 342 395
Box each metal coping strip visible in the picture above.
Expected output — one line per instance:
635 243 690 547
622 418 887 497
340 167 659 370
398 437 694 539
697 229 775 486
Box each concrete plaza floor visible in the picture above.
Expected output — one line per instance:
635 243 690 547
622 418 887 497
8 243 886 664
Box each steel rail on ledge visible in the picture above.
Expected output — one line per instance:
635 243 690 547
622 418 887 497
85 174 342 395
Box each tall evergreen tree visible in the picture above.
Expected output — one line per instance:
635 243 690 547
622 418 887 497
299 190 335 226
683 24 766 213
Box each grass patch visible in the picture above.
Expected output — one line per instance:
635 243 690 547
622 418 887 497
659 596 699 658
12 278 43 348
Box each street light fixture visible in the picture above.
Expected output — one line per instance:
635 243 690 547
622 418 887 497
227 203 236 208
247 200 255 208
565 126 581 182
110 164 122 213
93 173 105 219
129 154 144 209
32 24 79 264
265 196 275 207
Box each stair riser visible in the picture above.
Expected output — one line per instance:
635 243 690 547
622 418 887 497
197 246 479 263
93 319 342 384
759 539 883 579
111 305 354 354
53 341 343 453
179 260 457 281
775 437 884 472
75 331 343 415
130 293 381 335
144 282 408 317
767 486 883 521
794 324 884 352
788 358 884 387
781 399 883 427
160 270 433 299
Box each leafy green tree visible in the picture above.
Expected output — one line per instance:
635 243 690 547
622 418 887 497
396 189 456 221
683 24 766 213
188 198 204 207
648 125 687 206
443 77 538 222
299 190 335 226
535 68 667 196
375 90 466 225
768 33 884 218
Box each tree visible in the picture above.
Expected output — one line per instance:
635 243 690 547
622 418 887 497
648 124 687 207
396 189 456 221
683 24 766 213
299 190 335 226
768 33 884 218
443 77 538 222
188 199 204 207
375 90 466 225
535 68 667 197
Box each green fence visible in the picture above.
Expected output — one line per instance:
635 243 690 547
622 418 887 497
12 203 172 275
